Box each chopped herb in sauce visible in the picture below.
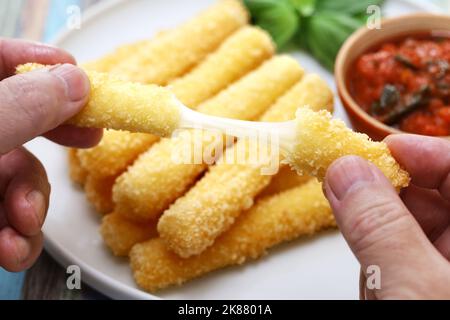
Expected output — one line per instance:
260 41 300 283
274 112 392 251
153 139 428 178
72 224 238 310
349 34 450 136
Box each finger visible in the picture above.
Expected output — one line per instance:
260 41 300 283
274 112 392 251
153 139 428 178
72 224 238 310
0 63 90 154
385 134 450 201
43 125 103 148
324 156 438 278
434 226 450 260
0 38 75 78
0 148 50 236
0 227 43 272
401 185 450 241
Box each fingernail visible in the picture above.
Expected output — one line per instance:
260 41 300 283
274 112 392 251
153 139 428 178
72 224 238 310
326 156 375 201
49 64 90 102
26 191 46 227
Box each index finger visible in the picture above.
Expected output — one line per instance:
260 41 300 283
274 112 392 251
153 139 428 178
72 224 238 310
0 38 75 79
385 134 450 201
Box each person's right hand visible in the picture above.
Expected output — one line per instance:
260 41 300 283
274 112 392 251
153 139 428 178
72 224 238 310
324 134 450 299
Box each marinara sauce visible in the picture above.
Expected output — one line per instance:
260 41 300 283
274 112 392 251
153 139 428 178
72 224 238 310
348 32 450 136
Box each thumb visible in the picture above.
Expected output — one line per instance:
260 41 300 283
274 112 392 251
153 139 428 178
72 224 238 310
324 156 437 280
0 63 89 154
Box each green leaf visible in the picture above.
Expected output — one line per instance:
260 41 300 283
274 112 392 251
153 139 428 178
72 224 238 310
305 12 365 70
315 0 384 15
289 0 316 16
244 0 299 48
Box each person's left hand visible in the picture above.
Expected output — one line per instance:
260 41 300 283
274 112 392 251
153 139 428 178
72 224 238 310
0 38 102 272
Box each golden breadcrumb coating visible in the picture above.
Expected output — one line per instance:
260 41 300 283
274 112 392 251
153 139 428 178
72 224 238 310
258 166 310 198
158 73 333 257
130 180 336 292
100 212 158 257
111 0 249 84
169 26 274 107
196 56 304 118
67 149 88 185
113 56 304 221
285 108 410 189
17 63 182 137
84 174 117 214
81 40 150 73
77 130 158 179
260 73 334 122
157 155 272 257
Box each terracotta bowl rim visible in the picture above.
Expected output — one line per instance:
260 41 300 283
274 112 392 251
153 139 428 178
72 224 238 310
335 13 450 139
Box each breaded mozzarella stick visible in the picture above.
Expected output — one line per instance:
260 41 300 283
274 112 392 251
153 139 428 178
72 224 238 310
113 56 304 221
170 26 274 107
67 149 88 185
111 0 249 84
100 212 158 257
130 180 336 292
76 24 274 180
77 131 158 179
17 64 181 137
84 174 117 214
158 74 333 257
283 108 410 189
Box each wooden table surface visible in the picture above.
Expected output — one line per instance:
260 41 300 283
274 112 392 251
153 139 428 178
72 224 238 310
0 0 448 300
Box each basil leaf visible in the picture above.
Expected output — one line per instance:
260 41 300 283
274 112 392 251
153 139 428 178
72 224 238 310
316 0 384 15
244 0 299 48
305 12 364 70
289 0 316 16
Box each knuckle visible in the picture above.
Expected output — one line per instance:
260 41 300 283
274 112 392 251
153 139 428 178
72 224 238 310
346 198 409 253
0 74 60 129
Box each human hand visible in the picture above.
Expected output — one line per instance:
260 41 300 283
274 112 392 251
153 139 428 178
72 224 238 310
324 134 450 300
0 39 102 272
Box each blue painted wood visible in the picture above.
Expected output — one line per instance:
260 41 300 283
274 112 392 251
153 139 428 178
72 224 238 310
0 269 25 300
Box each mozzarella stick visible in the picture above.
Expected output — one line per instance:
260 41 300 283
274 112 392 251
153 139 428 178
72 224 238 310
130 180 336 292
258 166 310 198
81 40 150 73
84 174 117 214
111 0 249 84
158 74 333 257
17 64 181 137
77 130 158 179
169 26 274 107
67 149 88 185
100 212 158 257
76 25 274 180
113 56 304 221
285 108 410 189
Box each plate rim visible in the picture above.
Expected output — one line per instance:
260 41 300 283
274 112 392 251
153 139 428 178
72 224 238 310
43 0 442 300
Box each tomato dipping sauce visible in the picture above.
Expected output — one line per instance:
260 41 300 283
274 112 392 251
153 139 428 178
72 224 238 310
348 32 450 136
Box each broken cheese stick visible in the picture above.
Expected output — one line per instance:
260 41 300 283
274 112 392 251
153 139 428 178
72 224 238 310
17 63 181 137
76 25 274 180
283 108 410 189
130 180 336 292
158 74 334 257
112 56 304 222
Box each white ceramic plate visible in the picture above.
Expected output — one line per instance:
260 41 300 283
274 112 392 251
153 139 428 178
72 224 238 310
25 0 440 300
